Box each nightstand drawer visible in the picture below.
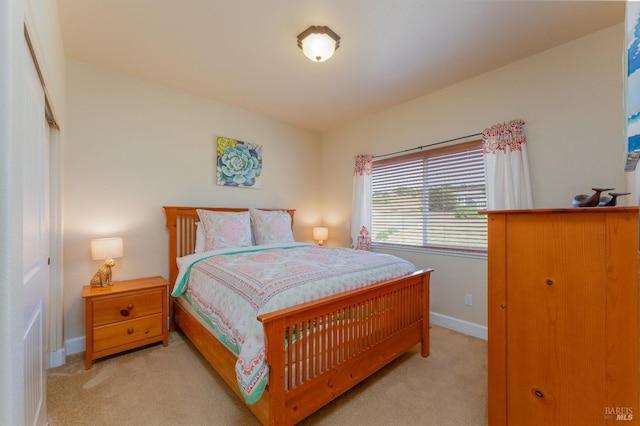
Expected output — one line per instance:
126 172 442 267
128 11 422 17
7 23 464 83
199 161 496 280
93 314 163 352
93 290 163 326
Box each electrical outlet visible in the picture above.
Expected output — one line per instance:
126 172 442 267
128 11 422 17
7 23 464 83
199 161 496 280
464 293 473 306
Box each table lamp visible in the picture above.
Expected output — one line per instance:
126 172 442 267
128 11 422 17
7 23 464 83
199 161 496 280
313 227 328 246
90 237 124 287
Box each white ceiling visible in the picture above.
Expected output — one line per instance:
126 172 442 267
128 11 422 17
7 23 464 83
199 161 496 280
57 1 625 133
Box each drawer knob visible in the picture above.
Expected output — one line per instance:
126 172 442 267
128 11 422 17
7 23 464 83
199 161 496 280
127 327 134 335
120 304 134 317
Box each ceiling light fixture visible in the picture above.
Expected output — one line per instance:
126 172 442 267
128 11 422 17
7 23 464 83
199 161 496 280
297 25 340 63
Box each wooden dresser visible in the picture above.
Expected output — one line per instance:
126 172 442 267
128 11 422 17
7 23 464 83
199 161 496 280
486 208 639 425
82 276 169 369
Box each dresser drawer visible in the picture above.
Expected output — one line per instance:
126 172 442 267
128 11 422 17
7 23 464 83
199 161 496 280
93 314 163 352
93 290 163 326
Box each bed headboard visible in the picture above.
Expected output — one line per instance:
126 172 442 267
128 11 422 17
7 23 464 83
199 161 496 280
163 206 296 287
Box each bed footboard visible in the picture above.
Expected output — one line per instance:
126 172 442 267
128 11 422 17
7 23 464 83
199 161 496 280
258 268 432 425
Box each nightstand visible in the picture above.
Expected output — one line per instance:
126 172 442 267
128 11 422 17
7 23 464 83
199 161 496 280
82 276 169 369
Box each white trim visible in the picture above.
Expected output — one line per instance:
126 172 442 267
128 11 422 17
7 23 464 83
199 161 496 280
430 312 487 340
48 126 64 367
65 336 85 356
47 348 65 369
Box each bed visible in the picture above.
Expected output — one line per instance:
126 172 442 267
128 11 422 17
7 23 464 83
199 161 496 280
164 206 433 425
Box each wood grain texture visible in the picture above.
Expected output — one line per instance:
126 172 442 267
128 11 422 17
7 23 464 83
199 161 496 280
487 214 507 424
485 208 639 425
82 276 169 369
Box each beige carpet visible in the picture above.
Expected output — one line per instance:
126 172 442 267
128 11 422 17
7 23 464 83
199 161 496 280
47 325 487 425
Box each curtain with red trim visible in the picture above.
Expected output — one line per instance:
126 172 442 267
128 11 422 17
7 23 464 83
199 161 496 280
351 155 372 250
481 119 533 209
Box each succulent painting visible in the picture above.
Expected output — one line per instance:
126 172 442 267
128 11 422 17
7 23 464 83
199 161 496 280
216 137 262 189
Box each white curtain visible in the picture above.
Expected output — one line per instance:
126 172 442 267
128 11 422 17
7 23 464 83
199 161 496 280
351 154 372 250
482 119 533 210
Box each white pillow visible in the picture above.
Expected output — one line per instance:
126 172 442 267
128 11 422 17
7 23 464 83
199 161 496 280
196 210 253 251
250 209 294 245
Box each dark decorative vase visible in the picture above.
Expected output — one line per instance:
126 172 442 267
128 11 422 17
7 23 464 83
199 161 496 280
598 192 631 207
572 188 614 207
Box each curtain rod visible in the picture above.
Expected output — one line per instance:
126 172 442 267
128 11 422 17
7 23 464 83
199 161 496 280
372 132 482 159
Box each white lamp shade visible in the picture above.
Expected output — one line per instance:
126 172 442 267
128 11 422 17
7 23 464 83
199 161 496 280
91 237 124 261
313 227 329 242
301 33 337 62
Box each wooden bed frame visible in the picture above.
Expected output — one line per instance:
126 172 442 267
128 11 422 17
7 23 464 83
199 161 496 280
164 206 433 425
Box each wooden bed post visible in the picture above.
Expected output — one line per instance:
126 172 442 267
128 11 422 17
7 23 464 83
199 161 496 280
421 271 430 357
164 206 179 286
264 318 287 426
164 206 178 329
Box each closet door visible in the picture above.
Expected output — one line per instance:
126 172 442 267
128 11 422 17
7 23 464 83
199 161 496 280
22 35 49 426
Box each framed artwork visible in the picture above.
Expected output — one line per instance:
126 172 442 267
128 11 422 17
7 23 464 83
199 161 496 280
625 1 640 171
216 136 262 189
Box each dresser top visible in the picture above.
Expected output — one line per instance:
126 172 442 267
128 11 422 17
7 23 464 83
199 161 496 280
81 276 169 299
481 206 639 215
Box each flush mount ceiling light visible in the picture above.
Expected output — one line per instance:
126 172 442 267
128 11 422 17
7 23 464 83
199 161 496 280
297 25 340 63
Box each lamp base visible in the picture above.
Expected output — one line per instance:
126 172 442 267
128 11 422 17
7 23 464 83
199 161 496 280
90 259 115 287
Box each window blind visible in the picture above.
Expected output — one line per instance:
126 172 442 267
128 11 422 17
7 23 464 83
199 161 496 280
371 141 487 252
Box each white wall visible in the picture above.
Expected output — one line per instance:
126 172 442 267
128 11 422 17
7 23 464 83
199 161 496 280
63 59 323 343
63 23 628 346
320 24 627 335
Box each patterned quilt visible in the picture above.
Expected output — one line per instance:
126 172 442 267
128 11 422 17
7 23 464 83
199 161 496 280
172 242 416 404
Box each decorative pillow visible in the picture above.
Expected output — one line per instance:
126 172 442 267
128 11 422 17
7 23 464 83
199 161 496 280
196 210 253 251
250 209 294 245
194 222 205 253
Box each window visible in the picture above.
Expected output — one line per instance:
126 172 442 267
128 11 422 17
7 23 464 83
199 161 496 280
371 141 487 253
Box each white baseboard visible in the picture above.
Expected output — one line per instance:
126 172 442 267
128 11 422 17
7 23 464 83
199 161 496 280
65 336 86 356
48 348 66 369
430 312 487 340
46 337 84 369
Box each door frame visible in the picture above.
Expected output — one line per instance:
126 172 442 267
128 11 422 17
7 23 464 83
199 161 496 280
48 125 64 368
